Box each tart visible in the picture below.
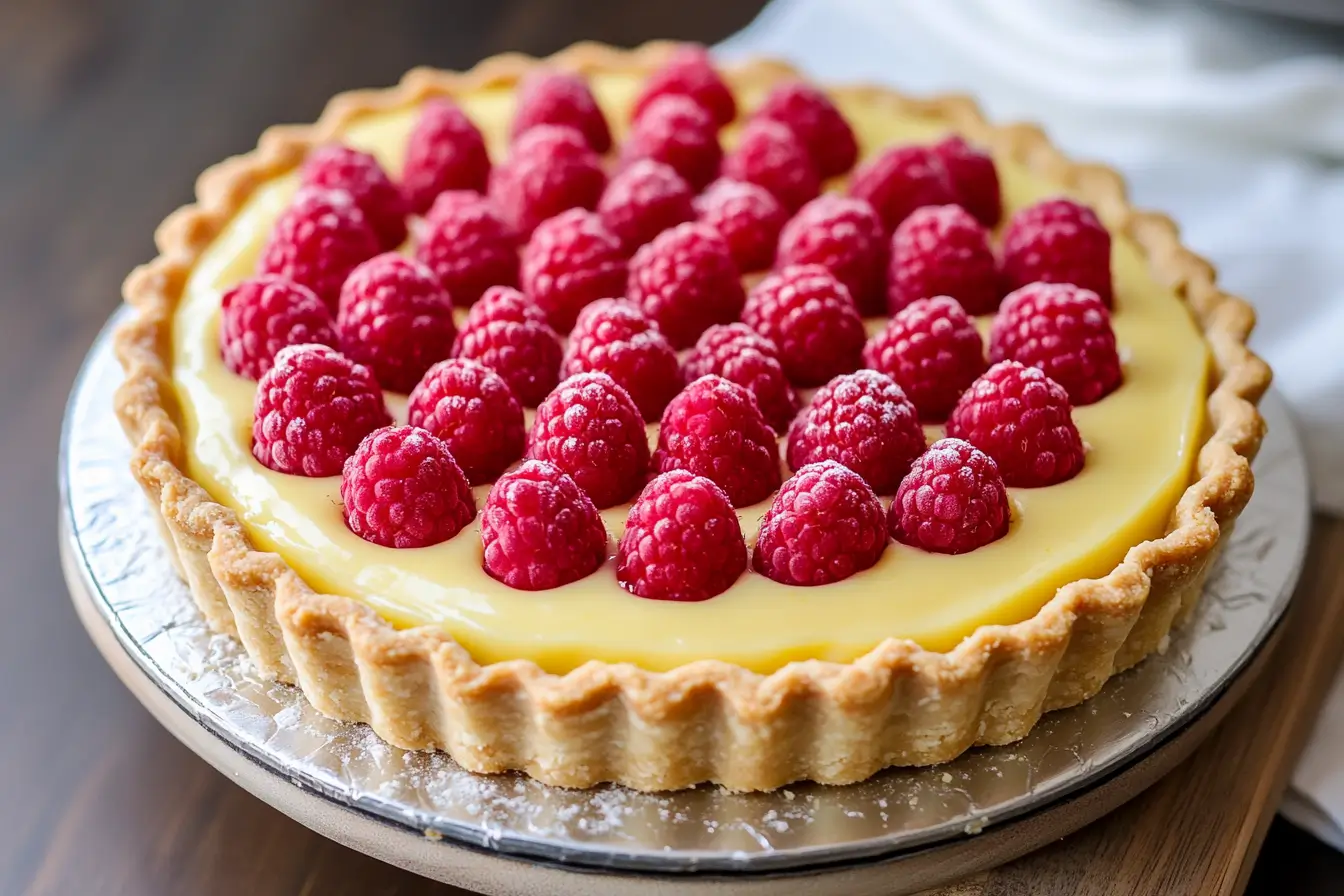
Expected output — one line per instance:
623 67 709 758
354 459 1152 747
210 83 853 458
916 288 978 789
114 41 1270 792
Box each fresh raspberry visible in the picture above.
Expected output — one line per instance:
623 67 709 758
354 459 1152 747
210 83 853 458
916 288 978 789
252 344 390 477
457 283 544 329
742 264 865 387
946 360 1085 487
597 159 695 255
561 299 681 422
256 186 379 310
400 98 491 215
631 44 736 129
990 282 1122 406
626 222 745 349
777 194 887 315
1001 198 1113 305
888 204 1002 315
693 178 786 272
620 95 722 191
932 135 1001 228
301 145 408 251
863 296 986 421
452 285 562 407
407 358 525 485
617 470 746 602
488 124 607 239
519 208 627 333
652 374 781 507
510 69 612 153
721 118 820 214
336 253 457 393
527 372 649 509
219 276 336 379
889 438 1009 554
414 190 519 308
786 370 925 494
456 283 539 327
340 425 476 548
848 144 955 233
753 461 887 585
481 460 608 590
753 81 858 179
682 323 798 432
682 322 779 367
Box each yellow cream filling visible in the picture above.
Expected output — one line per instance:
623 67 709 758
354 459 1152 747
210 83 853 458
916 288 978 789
171 72 1209 674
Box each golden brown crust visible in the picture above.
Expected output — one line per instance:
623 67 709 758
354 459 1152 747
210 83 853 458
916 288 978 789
113 41 1271 792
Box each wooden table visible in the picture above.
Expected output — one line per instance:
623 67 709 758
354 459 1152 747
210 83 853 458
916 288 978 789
2 1 1340 893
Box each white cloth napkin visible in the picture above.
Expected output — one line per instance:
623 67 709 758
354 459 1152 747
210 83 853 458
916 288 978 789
720 0 1344 847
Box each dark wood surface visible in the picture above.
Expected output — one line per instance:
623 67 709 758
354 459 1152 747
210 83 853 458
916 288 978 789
1 1 1340 893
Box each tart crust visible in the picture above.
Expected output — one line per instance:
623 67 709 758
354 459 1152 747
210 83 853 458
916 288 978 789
113 41 1271 792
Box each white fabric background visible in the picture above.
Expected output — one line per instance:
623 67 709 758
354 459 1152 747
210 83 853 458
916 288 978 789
719 0 1344 847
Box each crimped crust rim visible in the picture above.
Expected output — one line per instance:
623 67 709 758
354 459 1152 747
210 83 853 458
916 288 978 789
111 41 1271 791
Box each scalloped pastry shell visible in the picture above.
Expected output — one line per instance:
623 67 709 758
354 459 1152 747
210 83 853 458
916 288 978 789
112 41 1270 792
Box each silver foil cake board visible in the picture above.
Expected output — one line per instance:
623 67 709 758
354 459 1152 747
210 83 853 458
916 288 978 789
61 313 1310 895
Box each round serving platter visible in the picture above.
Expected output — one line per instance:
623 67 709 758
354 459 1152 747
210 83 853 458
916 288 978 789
62 312 1310 894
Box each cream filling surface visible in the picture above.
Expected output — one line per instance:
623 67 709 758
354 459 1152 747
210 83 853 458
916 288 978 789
171 72 1210 673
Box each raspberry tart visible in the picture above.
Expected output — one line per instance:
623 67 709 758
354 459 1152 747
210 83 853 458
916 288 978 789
115 42 1268 792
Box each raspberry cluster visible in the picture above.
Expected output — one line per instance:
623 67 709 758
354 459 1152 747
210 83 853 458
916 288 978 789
231 53 1128 593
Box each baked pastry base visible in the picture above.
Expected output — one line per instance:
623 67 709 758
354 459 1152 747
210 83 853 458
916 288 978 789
114 41 1270 792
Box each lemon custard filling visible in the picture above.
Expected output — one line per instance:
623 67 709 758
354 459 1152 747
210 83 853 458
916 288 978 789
171 70 1210 674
